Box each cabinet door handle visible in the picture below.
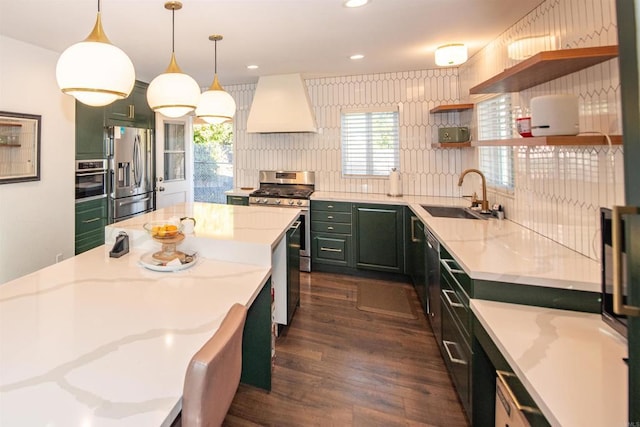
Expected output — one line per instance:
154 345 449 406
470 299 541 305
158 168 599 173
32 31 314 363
442 340 467 365
612 205 640 316
320 247 342 253
82 217 101 224
496 371 542 415
128 105 135 119
410 216 420 242
441 258 465 275
442 289 464 308
327 215 334 219
327 205 334 209
327 226 334 230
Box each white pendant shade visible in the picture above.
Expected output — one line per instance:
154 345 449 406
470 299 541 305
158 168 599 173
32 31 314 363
56 14 135 107
435 44 468 67
196 84 237 124
147 69 201 118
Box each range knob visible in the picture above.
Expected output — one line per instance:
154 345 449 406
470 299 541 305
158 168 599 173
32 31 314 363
288 200 295 206
296 200 303 206
275 199 282 205
261 198 268 204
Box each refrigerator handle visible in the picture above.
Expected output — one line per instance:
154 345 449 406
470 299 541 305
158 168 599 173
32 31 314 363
133 135 142 188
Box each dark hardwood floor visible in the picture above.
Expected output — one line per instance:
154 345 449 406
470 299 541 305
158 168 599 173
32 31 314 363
224 271 469 427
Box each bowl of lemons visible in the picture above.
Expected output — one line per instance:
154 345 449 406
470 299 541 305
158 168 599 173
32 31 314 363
143 221 183 240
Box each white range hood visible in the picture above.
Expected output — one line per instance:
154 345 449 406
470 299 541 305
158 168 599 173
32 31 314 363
247 73 317 133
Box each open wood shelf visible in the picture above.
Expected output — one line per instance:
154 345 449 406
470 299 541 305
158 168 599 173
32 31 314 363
469 45 619 94
430 103 474 113
472 134 622 147
0 122 22 127
0 144 21 147
431 142 472 149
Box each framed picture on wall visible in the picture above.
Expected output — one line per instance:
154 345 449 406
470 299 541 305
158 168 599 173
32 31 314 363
0 111 41 184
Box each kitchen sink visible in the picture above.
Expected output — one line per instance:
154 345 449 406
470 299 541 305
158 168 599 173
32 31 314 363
421 205 487 220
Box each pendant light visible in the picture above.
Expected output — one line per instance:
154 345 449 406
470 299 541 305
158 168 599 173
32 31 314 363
56 0 135 107
146 1 201 118
196 35 237 124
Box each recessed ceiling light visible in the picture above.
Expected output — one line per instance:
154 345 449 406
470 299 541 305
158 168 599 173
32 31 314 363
247 65 259 70
344 0 370 8
350 54 365 60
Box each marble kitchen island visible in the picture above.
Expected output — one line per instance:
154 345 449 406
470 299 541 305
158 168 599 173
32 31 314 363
0 202 300 427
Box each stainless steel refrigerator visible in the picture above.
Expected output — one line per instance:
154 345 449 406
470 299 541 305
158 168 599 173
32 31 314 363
107 126 155 223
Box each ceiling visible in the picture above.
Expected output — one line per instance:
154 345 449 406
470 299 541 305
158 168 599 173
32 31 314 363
0 0 544 87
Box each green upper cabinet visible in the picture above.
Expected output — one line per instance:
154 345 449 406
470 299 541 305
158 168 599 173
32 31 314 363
105 81 153 129
353 203 404 273
75 101 105 159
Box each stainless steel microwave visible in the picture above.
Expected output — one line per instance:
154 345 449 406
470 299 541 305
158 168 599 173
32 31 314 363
600 207 628 338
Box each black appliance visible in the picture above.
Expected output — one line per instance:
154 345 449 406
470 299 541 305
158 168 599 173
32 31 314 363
75 159 108 201
601 207 628 338
249 170 314 272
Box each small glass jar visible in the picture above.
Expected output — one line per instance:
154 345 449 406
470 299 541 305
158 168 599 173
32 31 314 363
515 106 532 137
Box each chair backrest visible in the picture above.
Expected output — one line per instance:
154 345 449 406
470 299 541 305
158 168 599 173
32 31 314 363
181 303 248 427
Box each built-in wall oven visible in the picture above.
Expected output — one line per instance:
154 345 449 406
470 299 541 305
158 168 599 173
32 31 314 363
75 159 108 202
249 171 314 272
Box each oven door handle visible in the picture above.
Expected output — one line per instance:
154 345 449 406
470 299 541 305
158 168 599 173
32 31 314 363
76 171 107 177
612 205 640 317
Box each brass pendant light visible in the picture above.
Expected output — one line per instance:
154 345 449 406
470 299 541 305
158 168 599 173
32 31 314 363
146 1 201 118
196 35 237 124
56 0 135 107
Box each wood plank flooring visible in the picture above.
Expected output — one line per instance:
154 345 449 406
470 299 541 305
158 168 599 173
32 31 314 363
224 271 469 427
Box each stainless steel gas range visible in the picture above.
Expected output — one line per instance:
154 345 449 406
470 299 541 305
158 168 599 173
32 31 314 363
249 171 314 271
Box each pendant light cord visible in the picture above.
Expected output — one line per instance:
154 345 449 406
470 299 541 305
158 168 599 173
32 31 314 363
214 38 218 74
171 7 175 53
97 0 101 13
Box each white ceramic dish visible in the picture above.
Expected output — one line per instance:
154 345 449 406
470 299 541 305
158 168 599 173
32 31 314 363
139 251 198 272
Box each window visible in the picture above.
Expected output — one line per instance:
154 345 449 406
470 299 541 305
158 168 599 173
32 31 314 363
477 94 515 191
341 108 399 176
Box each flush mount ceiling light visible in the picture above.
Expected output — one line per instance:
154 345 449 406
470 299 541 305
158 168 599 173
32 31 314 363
56 0 135 107
350 54 365 60
344 0 370 7
247 65 259 70
435 43 468 67
146 1 201 118
196 35 237 125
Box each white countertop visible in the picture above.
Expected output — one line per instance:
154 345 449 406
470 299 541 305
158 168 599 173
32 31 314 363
224 188 254 197
0 245 271 427
311 191 600 292
471 299 628 427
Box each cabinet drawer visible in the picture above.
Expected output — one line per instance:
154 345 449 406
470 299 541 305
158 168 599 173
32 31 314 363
75 229 104 255
313 235 350 264
312 211 351 223
441 298 471 416
76 201 108 235
441 271 470 337
311 221 352 234
311 200 351 213
226 195 249 206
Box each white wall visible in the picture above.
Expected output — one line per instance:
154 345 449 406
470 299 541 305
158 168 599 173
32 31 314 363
228 69 476 196
458 0 623 260
0 36 75 284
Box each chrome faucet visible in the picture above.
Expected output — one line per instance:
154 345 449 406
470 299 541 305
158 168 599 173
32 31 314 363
458 169 490 213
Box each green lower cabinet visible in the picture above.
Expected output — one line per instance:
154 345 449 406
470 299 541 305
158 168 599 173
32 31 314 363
240 278 272 391
311 201 354 269
353 203 404 273
226 195 249 206
75 198 108 255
